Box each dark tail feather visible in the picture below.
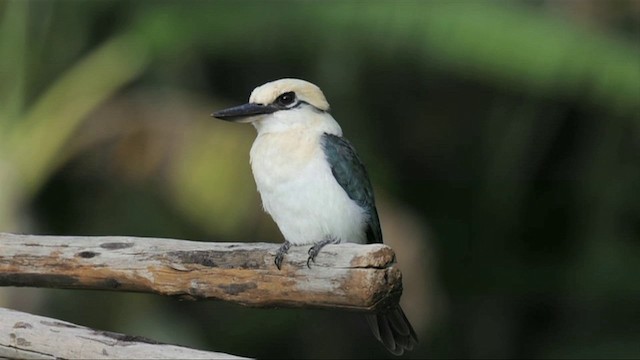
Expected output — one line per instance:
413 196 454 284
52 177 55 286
365 305 418 355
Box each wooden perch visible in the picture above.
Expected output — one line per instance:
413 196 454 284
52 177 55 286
0 233 403 312
0 306 248 359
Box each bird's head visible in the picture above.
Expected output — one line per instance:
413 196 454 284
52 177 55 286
212 78 337 134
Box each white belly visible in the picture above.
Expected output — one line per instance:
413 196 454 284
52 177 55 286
250 131 367 245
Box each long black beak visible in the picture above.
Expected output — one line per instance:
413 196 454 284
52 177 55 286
211 102 278 121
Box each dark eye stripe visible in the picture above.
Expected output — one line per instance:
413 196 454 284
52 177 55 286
271 93 329 114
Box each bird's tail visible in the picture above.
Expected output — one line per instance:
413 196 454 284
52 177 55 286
365 304 418 355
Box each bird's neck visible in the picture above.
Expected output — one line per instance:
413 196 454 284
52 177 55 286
252 111 343 138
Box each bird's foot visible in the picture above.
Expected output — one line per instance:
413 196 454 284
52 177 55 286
274 241 291 270
307 237 339 268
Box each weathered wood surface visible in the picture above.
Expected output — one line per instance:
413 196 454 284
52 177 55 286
0 233 403 311
0 306 249 359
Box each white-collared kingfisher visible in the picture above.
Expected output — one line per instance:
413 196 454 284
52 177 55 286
212 78 418 355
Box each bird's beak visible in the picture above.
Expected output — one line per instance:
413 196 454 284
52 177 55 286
211 102 278 122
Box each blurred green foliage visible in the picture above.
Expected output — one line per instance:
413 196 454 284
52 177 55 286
1 0 639 358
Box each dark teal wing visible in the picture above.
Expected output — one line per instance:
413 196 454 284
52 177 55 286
321 133 383 244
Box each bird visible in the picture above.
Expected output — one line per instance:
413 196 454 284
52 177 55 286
212 78 418 355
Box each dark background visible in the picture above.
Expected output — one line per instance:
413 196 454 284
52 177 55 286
1 0 639 358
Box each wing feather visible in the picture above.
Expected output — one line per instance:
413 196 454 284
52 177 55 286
321 133 383 244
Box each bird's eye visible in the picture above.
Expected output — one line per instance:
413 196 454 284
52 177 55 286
275 92 296 106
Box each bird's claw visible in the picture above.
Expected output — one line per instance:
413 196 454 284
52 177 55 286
275 253 284 270
306 248 317 269
306 238 337 269
274 241 291 270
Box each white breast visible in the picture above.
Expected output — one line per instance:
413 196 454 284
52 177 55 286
249 129 367 245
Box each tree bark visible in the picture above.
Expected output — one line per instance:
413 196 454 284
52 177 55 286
0 306 248 359
0 233 403 312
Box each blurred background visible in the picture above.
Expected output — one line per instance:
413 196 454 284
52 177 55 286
1 0 639 358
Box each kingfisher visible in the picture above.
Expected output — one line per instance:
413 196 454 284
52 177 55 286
212 78 417 355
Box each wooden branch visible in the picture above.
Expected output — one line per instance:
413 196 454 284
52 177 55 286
0 306 248 359
0 233 403 312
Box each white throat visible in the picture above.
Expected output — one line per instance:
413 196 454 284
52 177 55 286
251 106 342 137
